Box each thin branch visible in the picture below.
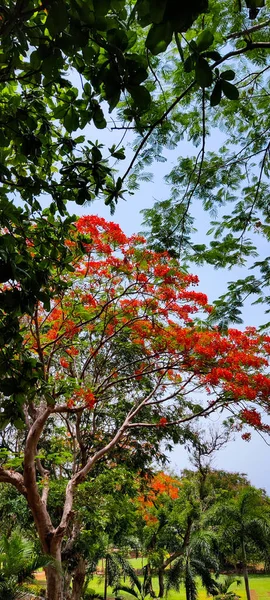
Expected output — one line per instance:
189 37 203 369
226 19 270 39
56 418 129 535
121 81 195 183
147 49 168 111
238 141 270 243
213 42 270 69
127 399 225 428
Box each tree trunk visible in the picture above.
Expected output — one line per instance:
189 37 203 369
63 571 72 600
241 539 251 600
45 539 63 600
72 557 86 600
145 563 155 598
158 567 165 598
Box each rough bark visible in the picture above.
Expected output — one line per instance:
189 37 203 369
45 536 63 600
24 406 56 552
145 563 155 598
71 557 86 600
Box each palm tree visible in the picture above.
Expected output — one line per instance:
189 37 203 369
113 563 154 600
103 552 141 600
208 488 270 600
165 530 220 600
0 530 55 599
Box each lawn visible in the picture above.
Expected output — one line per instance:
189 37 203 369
88 573 270 600
33 567 270 599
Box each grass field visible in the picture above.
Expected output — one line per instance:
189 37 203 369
89 573 270 600
33 566 270 599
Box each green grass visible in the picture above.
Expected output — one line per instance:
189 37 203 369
33 565 270 599
88 574 270 600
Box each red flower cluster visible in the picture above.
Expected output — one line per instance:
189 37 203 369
241 408 262 427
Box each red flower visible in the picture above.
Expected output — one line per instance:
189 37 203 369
60 358 69 369
158 417 168 426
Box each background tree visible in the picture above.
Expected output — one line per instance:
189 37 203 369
207 487 270 600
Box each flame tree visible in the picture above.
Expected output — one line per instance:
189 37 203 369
1 215 270 600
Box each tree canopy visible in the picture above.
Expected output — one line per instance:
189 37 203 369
0 0 270 330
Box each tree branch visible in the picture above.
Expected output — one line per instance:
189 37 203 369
23 406 55 549
0 466 27 496
226 19 270 39
121 81 195 183
121 40 270 183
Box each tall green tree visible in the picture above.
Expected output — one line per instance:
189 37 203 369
208 487 270 600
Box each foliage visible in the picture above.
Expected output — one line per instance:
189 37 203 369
0 530 53 600
0 0 269 356
212 575 241 599
114 563 154 600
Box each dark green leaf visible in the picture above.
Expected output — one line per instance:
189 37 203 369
64 107 79 133
196 29 214 52
93 106 107 129
221 80 239 100
46 1 69 36
128 85 151 110
146 22 173 55
210 80 222 106
220 70 236 81
195 58 213 88
184 54 194 73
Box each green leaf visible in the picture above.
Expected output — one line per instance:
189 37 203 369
210 80 222 106
195 58 213 88
93 106 107 129
107 28 129 50
30 50 42 69
221 80 239 100
184 54 194 73
146 22 173 55
64 107 79 133
84 82 92 96
220 70 236 81
202 50 221 61
150 0 167 23
128 85 151 110
196 29 214 52
93 0 110 16
46 1 69 36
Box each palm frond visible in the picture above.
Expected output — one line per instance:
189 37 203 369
184 562 197 600
165 557 183 593
113 585 139 599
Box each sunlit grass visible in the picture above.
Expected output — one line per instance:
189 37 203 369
33 563 270 599
88 573 270 600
